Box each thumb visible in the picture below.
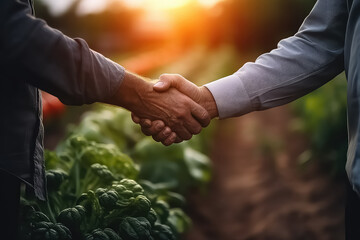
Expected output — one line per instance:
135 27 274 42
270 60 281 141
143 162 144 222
153 75 172 92
156 74 199 101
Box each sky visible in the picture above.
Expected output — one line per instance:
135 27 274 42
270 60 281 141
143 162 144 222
40 0 223 16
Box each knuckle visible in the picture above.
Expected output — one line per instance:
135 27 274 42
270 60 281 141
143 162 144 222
162 129 171 138
199 110 210 120
193 126 202 135
164 127 171 134
152 135 161 142
159 73 169 79
154 124 163 132
200 111 209 120
163 139 172 146
182 133 192 141
141 128 151 136
177 109 187 118
140 119 151 128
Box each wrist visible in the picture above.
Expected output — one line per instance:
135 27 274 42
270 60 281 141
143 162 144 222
106 71 152 112
199 86 218 119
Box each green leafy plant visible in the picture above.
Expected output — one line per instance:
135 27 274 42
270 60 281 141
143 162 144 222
291 73 347 176
20 106 212 239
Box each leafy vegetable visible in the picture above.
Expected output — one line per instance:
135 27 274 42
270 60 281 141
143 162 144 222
167 208 192 235
46 169 68 191
56 205 86 238
118 217 153 240
132 138 211 194
63 136 139 181
19 106 212 239
151 223 176 240
96 188 120 211
80 163 116 194
67 107 144 152
84 228 123 240
31 221 72 240
76 190 102 231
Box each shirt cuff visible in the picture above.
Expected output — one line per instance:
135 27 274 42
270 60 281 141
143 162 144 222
204 74 253 119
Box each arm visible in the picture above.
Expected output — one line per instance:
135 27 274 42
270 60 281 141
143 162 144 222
0 0 210 139
134 0 348 144
206 0 347 118
0 0 123 105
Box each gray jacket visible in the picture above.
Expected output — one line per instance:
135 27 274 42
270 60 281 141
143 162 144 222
205 0 360 192
0 0 124 200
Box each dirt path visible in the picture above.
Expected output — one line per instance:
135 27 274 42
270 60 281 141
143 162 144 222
184 105 346 240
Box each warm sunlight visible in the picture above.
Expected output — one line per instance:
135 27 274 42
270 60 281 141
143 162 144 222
122 0 223 10
41 0 224 16
198 0 223 7
131 0 191 10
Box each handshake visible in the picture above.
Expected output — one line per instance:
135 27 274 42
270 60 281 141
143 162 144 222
107 72 218 146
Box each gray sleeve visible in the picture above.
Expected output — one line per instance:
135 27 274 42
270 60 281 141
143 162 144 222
0 0 124 105
205 0 347 119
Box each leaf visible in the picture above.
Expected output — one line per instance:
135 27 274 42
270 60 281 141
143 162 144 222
183 147 211 184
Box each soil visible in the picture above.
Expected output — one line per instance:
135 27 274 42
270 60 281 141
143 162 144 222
184 105 346 240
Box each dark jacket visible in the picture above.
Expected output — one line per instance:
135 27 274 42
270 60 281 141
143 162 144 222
0 0 125 200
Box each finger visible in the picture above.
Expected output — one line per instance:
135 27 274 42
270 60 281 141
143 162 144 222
173 125 192 141
153 126 172 142
139 118 152 128
140 126 152 136
174 136 183 143
162 132 177 146
131 113 141 124
141 120 165 136
183 114 203 135
190 102 211 128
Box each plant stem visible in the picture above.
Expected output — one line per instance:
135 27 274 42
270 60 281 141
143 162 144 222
46 199 56 223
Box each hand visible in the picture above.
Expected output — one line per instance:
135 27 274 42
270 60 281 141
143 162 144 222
132 74 218 145
106 71 211 141
131 114 181 146
154 74 218 118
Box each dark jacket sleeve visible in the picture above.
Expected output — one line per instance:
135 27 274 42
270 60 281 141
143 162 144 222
0 0 125 105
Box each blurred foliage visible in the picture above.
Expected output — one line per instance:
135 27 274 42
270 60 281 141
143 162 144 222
65 105 214 194
291 73 348 177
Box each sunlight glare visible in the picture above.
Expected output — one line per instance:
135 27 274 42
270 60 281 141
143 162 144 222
77 0 108 15
198 0 223 7
121 0 144 8
122 0 191 11
40 0 75 16
121 0 223 11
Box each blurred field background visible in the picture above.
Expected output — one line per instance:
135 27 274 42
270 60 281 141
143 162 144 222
37 0 347 239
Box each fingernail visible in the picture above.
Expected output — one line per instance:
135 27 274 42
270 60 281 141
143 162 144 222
154 82 164 88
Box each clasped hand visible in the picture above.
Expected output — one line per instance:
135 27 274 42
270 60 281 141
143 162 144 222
130 74 218 146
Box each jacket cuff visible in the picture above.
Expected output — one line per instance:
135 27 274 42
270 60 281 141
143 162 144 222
104 58 126 103
204 74 253 119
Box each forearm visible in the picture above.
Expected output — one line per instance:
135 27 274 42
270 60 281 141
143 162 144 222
1 0 124 105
